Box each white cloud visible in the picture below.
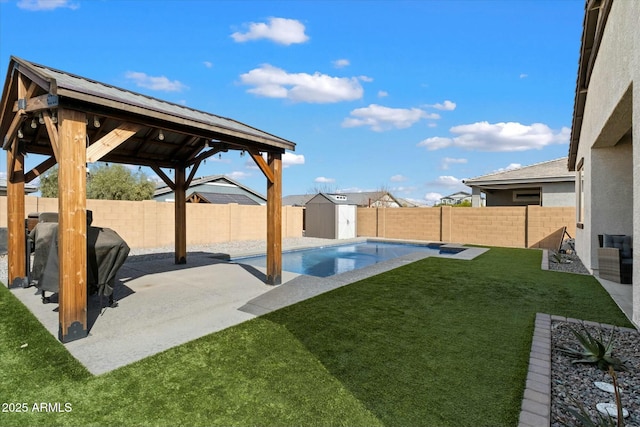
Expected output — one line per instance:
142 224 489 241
441 157 467 170
239 64 364 103
17 0 78 10
203 61 213 68
390 174 407 182
125 71 188 92
520 73 528 79
315 176 335 183
245 152 304 169
377 90 388 98
342 104 439 132
417 121 570 151
282 152 305 167
424 192 443 206
333 59 350 68
433 175 464 187
231 17 309 45
496 163 522 172
431 100 456 111
228 171 251 180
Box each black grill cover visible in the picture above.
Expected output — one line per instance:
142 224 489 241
29 223 130 296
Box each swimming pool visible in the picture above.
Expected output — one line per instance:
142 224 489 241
234 241 466 277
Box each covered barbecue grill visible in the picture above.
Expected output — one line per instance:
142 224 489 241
28 212 130 305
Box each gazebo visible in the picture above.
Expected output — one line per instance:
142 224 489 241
0 56 296 342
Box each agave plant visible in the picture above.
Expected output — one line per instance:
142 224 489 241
561 366 624 427
557 324 628 372
562 401 617 427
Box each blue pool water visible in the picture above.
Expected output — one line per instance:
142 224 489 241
234 241 466 277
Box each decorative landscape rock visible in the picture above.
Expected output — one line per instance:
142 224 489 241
594 381 616 394
596 402 630 418
551 322 640 426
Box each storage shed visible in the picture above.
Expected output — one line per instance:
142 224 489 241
305 193 357 239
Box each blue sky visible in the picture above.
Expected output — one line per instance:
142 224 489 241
0 0 583 205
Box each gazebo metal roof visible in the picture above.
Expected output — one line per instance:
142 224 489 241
1 56 295 169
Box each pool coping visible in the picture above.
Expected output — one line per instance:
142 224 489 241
238 239 488 316
231 237 483 262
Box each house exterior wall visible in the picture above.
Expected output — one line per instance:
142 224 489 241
485 188 541 207
573 0 639 324
540 182 575 207
481 183 573 207
0 196 303 249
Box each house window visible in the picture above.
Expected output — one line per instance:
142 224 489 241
512 189 541 204
577 159 585 227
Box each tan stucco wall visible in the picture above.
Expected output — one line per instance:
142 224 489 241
357 206 575 249
573 0 639 325
0 196 303 248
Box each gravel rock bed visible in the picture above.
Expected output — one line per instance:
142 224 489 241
551 321 640 426
548 250 591 275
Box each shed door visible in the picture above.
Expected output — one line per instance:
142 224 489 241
337 205 356 239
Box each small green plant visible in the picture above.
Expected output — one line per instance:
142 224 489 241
557 324 628 372
551 251 572 264
563 400 617 427
558 325 628 427
561 367 624 427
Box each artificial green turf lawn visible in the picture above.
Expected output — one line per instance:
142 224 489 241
0 247 633 426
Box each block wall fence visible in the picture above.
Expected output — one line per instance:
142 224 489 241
0 197 574 250
357 206 576 249
0 196 304 249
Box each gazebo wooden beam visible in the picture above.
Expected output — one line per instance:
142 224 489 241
24 155 57 183
86 122 143 163
249 150 274 184
57 108 88 343
150 165 175 190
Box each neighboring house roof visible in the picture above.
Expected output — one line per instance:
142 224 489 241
307 193 359 205
0 178 38 194
154 175 266 204
283 191 401 207
442 191 471 200
463 158 574 190
187 191 260 205
282 194 315 206
395 197 426 208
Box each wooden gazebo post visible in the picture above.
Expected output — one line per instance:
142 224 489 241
6 72 27 288
266 152 282 285
57 108 88 342
6 141 26 286
175 164 187 264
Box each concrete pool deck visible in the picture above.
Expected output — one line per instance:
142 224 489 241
9 238 486 375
